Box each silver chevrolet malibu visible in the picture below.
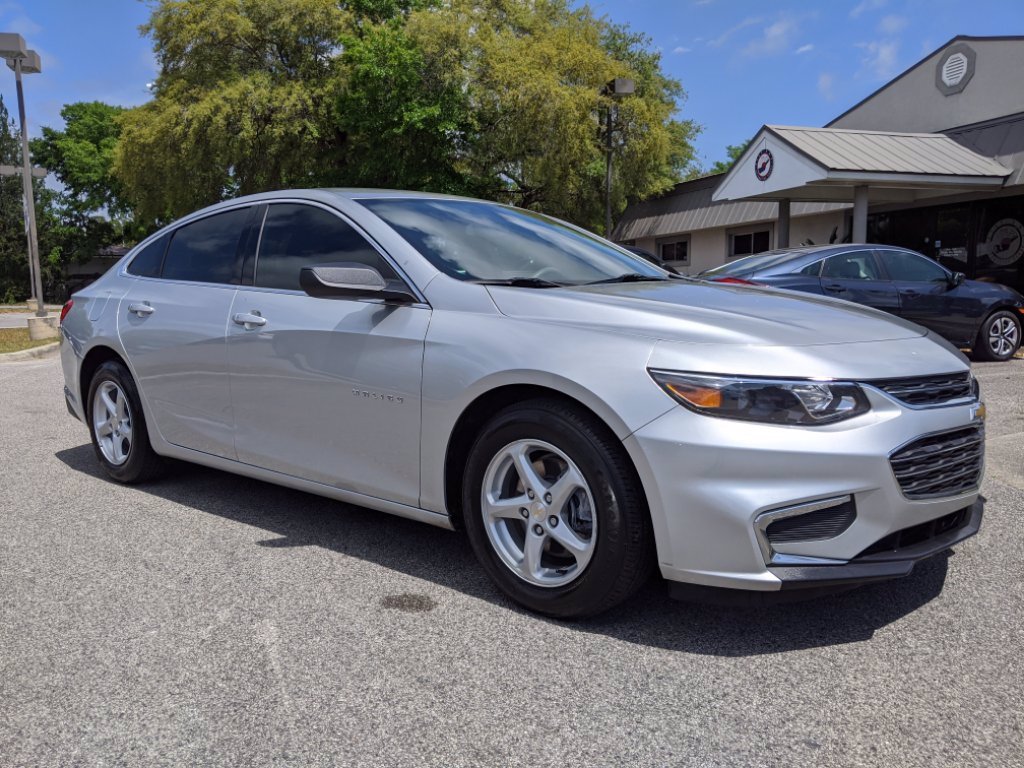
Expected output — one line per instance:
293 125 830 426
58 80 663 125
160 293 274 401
59 190 985 618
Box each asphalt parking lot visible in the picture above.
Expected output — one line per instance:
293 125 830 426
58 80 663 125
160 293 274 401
1 354 1022 767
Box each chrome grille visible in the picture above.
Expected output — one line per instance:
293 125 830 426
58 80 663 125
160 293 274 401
890 424 984 499
870 372 974 406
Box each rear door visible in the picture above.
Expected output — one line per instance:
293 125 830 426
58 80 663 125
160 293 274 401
225 202 430 506
119 206 253 459
819 249 900 314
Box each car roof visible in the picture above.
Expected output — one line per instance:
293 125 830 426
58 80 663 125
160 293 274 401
706 243 925 277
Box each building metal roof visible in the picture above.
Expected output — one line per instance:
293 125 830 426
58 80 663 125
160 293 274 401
946 111 1024 187
767 125 1012 178
613 174 849 241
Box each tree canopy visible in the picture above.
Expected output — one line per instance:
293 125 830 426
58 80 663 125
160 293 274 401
113 0 698 232
32 102 130 221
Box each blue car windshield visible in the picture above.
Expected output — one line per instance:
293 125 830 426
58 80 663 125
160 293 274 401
357 198 664 285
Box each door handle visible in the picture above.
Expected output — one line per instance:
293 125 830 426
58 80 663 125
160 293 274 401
233 311 267 329
900 290 919 298
127 302 154 317
824 283 846 293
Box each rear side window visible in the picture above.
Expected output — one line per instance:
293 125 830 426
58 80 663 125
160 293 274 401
255 203 397 291
161 208 250 284
126 234 168 277
821 250 881 280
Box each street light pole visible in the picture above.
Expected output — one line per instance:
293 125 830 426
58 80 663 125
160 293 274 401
13 56 44 316
605 105 613 238
12 56 44 316
0 34 44 317
601 78 634 240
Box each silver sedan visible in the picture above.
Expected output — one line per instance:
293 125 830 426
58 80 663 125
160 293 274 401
58 190 985 618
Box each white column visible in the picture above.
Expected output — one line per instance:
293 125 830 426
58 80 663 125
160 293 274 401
852 185 869 244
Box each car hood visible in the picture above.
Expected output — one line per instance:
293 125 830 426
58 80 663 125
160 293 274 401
486 280 928 347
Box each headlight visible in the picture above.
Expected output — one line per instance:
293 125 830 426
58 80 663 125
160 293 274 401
648 370 871 426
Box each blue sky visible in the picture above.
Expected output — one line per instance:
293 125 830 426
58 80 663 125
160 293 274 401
3 0 1024 171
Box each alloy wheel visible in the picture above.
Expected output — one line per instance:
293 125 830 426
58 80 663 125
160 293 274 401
92 380 133 466
988 316 1020 358
480 439 597 588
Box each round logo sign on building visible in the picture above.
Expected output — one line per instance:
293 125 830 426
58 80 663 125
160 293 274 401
754 148 773 181
985 218 1024 266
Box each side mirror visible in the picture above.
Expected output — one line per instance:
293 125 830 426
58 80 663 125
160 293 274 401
300 262 416 303
949 271 966 288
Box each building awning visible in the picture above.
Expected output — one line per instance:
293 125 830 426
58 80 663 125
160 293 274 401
612 174 849 241
713 125 1012 204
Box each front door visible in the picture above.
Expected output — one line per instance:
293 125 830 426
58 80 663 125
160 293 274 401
118 206 252 459
875 248 966 343
226 202 429 506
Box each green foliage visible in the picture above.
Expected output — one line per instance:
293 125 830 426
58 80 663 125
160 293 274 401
114 0 699 232
115 0 352 222
32 102 130 220
30 101 130 293
710 141 751 175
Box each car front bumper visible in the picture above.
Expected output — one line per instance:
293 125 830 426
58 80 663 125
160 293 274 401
625 385 984 594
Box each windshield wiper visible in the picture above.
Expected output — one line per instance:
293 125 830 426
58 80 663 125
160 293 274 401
471 277 564 288
584 274 669 285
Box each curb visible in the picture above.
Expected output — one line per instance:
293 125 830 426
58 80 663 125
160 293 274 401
0 341 60 362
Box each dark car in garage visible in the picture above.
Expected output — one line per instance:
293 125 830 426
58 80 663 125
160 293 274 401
703 244 1024 361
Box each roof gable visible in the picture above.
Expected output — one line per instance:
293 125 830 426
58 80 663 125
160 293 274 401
828 36 1024 133
712 124 1009 203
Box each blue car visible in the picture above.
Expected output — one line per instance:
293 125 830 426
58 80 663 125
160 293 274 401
703 244 1024 361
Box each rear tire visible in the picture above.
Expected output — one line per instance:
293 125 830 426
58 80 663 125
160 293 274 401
462 398 655 619
974 310 1021 362
86 360 163 483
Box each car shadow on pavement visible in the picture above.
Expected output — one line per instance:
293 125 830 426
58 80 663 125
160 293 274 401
56 443 952 657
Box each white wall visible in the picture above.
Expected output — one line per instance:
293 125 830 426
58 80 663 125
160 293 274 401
636 210 849 275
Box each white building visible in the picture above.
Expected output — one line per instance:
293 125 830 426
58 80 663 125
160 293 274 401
614 35 1024 293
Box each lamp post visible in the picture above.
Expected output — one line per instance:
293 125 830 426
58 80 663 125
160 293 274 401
602 77 634 239
0 33 44 317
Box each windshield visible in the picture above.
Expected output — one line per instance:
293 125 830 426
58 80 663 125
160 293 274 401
702 249 807 277
357 198 664 285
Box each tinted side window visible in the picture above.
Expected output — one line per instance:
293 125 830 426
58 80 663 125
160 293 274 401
821 251 880 280
162 208 250 284
798 260 822 277
879 250 948 283
255 204 397 291
126 233 169 277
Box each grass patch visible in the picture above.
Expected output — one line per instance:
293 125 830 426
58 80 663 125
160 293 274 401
0 327 57 354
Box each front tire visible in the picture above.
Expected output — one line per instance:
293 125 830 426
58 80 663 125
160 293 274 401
87 360 163 483
974 310 1021 361
462 398 654 619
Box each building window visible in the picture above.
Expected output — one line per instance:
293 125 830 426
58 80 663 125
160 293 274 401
656 235 690 265
728 227 772 258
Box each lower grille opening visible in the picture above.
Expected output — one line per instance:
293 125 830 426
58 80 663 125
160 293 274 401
856 507 971 558
765 498 857 544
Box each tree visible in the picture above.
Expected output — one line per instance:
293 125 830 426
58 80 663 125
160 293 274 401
114 0 698 232
709 140 751 175
115 0 354 223
31 102 132 285
32 102 131 221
